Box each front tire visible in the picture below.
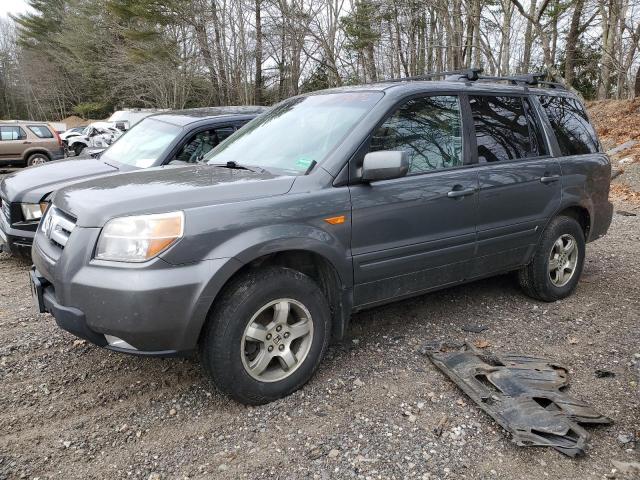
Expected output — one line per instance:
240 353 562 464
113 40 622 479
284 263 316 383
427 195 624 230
518 216 586 302
200 266 331 405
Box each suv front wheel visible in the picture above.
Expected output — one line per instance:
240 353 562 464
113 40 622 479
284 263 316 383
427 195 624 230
518 215 586 302
200 266 331 405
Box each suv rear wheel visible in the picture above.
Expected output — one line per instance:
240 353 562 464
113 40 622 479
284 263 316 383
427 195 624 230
200 266 331 405
518 215 586 302
26 153 49 167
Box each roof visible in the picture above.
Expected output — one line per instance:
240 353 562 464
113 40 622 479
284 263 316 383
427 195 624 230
150 106 269 126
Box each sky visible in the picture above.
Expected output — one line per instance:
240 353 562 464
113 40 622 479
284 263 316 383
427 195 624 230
0 0 32 19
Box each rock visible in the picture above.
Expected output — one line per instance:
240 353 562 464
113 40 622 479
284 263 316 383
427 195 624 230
611 460 640 475
328 449 339 458
148 473 161 480
218 464 229 471
617 433 634 444
416 402 425 410
169 408 177 416
62 441 71 449
353 378 364 388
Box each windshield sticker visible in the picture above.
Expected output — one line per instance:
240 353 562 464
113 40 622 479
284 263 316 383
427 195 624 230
295 157 314 170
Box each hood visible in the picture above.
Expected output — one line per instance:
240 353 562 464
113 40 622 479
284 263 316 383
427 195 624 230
53 164 296 227
1 159 119 203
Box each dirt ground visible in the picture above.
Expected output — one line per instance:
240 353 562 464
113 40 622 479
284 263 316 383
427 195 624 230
0 195 638 480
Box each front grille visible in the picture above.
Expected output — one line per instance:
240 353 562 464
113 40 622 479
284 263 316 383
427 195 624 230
1 198 11 223
41 206 76 249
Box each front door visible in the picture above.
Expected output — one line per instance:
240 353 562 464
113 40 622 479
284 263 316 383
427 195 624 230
349 94 478 308
468 94 561 277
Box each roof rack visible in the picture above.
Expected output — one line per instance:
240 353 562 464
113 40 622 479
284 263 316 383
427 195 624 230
378 67 483 83
378 67 566 90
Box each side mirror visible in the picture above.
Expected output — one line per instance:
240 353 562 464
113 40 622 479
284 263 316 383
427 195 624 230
361 150 409 182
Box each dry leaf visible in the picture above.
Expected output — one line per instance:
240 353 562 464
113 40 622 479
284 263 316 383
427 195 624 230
473 339 490 349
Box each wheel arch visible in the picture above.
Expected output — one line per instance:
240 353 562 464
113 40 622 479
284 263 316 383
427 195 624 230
194 245 353 347
23 148 52 162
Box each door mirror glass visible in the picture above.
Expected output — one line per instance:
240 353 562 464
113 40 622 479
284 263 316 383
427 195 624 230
361 150 409 182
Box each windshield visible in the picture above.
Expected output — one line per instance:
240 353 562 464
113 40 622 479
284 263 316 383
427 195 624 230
100 118 181 168
205 92 383 174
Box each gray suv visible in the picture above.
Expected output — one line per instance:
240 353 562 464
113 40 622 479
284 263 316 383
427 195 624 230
30 72 613 404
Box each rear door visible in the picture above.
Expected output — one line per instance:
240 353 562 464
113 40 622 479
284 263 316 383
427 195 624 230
470 94 561 277
349 94 479 307
0 126 28 160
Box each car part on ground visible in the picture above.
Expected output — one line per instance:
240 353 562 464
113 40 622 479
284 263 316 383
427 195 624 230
422 341 612 457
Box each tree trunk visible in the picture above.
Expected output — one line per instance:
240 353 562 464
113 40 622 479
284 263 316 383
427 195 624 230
564 0 584 86
254 0 262 105
520 0 536 73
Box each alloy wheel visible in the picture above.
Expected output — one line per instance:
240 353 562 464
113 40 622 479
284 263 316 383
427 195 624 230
240 298 314 382
548 234 579 287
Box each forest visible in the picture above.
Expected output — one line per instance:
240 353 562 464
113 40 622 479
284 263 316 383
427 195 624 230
0 0 639 121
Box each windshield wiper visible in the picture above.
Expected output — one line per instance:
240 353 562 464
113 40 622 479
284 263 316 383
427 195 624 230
209 161 265 173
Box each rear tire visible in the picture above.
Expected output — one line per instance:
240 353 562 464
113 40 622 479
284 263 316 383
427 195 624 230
518 216 585 302
26 153 49 167
199 266 331 405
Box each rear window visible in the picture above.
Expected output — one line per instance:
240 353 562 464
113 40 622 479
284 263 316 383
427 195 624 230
0 126 26 141
538 95 600 156
470 95 547 162
28 125 54 138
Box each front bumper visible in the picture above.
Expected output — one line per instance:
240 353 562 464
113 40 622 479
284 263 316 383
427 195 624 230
32 228 242 355
0 213 36 255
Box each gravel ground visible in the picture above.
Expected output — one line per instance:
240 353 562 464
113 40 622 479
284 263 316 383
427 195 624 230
0 196 638 480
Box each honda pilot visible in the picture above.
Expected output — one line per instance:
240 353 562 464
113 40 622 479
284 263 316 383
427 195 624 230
30 71 613 405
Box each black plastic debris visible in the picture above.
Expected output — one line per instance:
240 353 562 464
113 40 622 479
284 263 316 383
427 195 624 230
461 324 488 333
423 342 612 457
594 369 616 378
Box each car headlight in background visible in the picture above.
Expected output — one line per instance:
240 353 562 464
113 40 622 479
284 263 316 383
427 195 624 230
21 202 48 221
95 211 184 262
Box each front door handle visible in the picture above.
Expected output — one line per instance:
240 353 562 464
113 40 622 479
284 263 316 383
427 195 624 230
447 187 476 199
540 175 560 184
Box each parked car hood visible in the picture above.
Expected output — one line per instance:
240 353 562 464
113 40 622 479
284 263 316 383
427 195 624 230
1 159 119 203
53 164 296 227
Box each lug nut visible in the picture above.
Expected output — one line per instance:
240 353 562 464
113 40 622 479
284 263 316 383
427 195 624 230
276 325 282 332
268 345 274 352
279 344 285 351
266 333 272 340
284 332 290 339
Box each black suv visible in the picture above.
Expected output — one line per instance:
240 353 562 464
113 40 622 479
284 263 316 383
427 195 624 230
0 106 266 256
30 72 613 404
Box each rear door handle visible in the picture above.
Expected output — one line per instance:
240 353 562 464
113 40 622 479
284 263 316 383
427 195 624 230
540 175 560 184
447 187 476 198
22 141 31 145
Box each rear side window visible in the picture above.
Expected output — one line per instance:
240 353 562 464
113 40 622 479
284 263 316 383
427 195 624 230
28 125 54 138
0 126 26 141
538 95 600 156
470 95 547 162
369 95 463 174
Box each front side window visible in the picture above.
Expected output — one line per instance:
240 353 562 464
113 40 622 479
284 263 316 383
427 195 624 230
0 126 25 141
100 118 181 168
369 95 463 174
206 92 384 174
174 127 236 163
471 95 546 162
538 95 600 156
28 125 54 138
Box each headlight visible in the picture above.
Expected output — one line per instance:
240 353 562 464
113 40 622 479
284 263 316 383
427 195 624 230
21 202 48 221
95 211 184 262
